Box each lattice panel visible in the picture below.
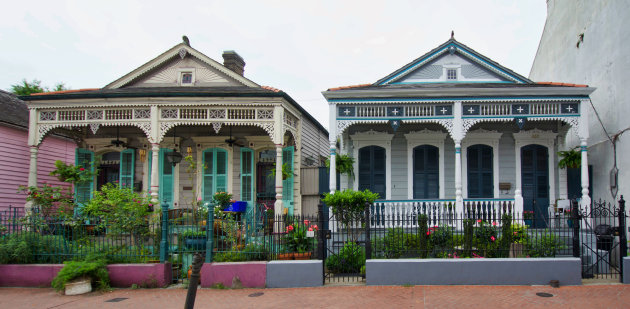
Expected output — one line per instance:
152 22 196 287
257 109 274 119
58 110 85 121
134 109 150 119
87 110 103 120
40 111 56 121
161 109 178 119
284 112 298 127
209 109 226 119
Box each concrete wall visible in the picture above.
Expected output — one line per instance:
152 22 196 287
367 258 582 286
624 257 630 284
266 260 323 288
530 0 630 202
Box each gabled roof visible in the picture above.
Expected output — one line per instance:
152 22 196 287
375 38 533 85
105 42 260 89
0 90 28 128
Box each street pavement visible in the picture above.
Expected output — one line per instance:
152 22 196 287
1 284 629 308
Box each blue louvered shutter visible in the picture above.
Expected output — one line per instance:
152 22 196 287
159 149 174 208
240 148 254 204
202 150 214 202
75 148 94 205
413 145 439 199
358 146 386 199
119 149 135 189
467 144 493 198
282 146 294 216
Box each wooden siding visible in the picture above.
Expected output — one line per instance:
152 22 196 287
300 167 320 216
299 117 328 167
498 134 516 199
390 133 408 199
0 126 75 210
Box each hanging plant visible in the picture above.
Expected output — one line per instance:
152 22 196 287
325 154 355 178
558 147 581 169
269 162 293 180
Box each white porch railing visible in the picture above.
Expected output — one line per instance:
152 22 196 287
366 199 516 229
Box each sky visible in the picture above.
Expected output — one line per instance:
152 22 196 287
0 0 548 130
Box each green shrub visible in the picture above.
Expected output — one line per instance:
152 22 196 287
430 226 453 250
326 242 365 273
213 251 248 262
51 254 109 292
499 214 513 257
527 232 565 257
418 214 429 258
0 232 44 264
463 219 474 257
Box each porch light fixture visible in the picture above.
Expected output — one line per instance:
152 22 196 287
166 126 183 166
138 149 147 162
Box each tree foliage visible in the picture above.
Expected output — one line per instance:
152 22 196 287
10 79 67 95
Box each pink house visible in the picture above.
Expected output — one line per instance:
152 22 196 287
0 90 75 213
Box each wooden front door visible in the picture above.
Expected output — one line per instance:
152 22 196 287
521 144 549 228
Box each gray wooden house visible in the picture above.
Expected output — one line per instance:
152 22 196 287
322 38 594 227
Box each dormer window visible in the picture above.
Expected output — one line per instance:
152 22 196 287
447 69 457 80
181 73 193 84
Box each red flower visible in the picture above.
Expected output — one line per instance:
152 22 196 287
492 222 497 226
79 167 85 171
490 236 496 242
477 219 482 223
308 227 313 232
287 225 294 232
304 219 310 225
426 232 430 236
311 225 318 231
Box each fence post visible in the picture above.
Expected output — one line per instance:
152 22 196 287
572 199 581 258
619 195 627 282
317 202 326 261
205 206 214 263
364 201 371 260
159 201 169 263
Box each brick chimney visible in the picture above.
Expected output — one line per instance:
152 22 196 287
222 51 245 76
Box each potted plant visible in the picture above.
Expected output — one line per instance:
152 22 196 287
279 219 318 260
180 230 207 251
325 154 355 177
523 210 534 226
269 163 293 180
558 147 581 169
51 254 109 295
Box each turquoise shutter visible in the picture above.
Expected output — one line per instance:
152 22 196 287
202 148 229 204
159 149 174 208
240 148 254 204
202 150 214 202
216 150 228 193
282 146 294 216
147 150 152 192
75 148 94 206
119 149 135 189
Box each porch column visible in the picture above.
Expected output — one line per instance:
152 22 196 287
150 143 160 205
274 144 284 216
578 100 591 208
329 103 337 193
26 108 39 212
25 146 39 211
580 139 590 207
455 140 463 208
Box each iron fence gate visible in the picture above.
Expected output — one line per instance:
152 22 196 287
573 197 627 281
318 202 370 285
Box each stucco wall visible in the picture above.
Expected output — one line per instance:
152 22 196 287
529 0 630 201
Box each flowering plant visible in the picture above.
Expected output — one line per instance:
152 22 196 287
511 223 529 244
18 184 74 218
49 160 96 184
213 192 233 208
284 219 318 253
523 210 534 220
474 220 497 246
563 208 572 215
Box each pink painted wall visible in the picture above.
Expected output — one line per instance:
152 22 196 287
201 262 266 288
0 125 75 211
0 263 172 288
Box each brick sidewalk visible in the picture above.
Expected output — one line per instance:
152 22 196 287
1 285 629 308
